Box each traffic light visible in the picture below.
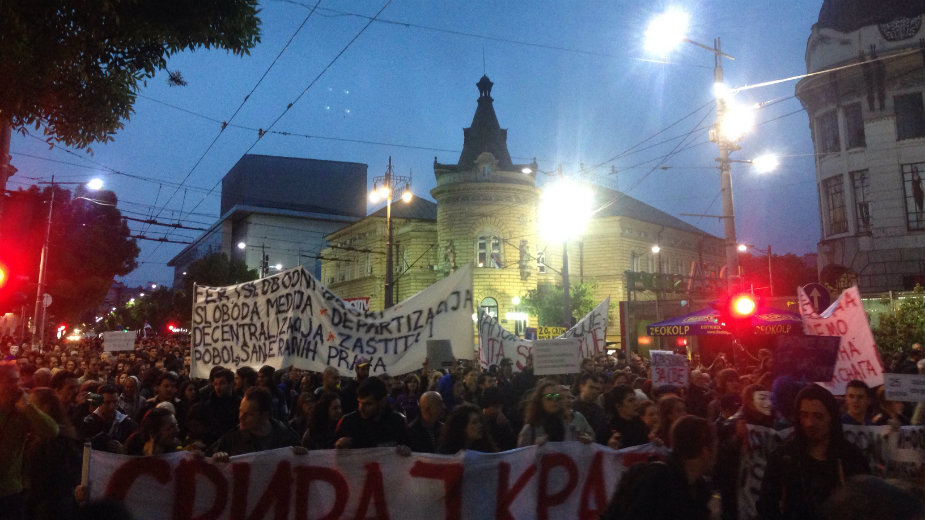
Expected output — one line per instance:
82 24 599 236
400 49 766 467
713 292 758 336
0 255 29 314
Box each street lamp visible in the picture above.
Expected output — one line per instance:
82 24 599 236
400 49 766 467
506 296 528 336
647 11 749 290
236 242 269 277
369 157 412 308
32 177 103 349
737 243 774 296
539 176 593 327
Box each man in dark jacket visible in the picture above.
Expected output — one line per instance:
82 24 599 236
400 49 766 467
407 391 445 453
209 387 302 460
757 384 869 520
80 384 138 451
335 376 408 449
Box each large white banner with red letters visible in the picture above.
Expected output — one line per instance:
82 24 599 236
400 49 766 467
88 442 667 520
797 286 884 395
191 264 473 379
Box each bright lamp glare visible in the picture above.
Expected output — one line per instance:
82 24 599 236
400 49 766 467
737 244 748 252
719 102 755 141
401 191 413 203
379 186 390 199
651 245 660 254
713 82 732 100
645 9 689 55
87 178 104 190
733 295 756 316
369 191 380 203
237 242 246 250
752 154 779 174
539 178 593 241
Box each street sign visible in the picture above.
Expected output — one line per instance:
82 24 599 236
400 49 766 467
802 283 830 313
42 293 52 308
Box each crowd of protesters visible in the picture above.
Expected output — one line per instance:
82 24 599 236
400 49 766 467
0 332 923 520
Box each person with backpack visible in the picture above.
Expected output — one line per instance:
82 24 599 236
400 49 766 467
601 415 716 520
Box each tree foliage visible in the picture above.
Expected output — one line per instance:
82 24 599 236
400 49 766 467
738 252 818 298
520 281 597 328
872 285 925 356
0 1 261 149
0 185 139 322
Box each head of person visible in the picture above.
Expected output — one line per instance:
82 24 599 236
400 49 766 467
500 358 514 377
794 384 842 446
608 384 639 420
97 384 120 423
418 390 446 425
29 387 67 426
356 376 388 419
155 371 179 402
477 373 497 391
716 368 741 395
211 369 234 398
844 380 871 417
309 391 343 431
50 369 79 404
439 403 485 452
525 379 565 425
354 358 371 381
257 365 276 389
657 395 687 434
638 399 658 430
462 367 478 391
742 383 773 420
322 366 340 390
403 373 421 395
139 407 179 451
235 366 257 392
670 415 717 473
578 373 603 402
239 387 273 433
874 386 904 418
294 391 317 420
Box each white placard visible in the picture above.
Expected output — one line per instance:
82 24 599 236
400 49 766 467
884 373 925 402
101 331 137 352
533 338 581 376
649 350 689 387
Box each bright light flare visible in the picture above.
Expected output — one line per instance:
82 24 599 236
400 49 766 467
719 101 756 141
737 244 748 252
87 178 104 190
401 190 413 203
752 154 779 173
539 178 593 241
645 9 689 55
237 242 246 250
731 294 757 317
651 245 661 254
368 190 380 203
713 82 732 100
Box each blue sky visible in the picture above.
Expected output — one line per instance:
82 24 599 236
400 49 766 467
7 0 824 288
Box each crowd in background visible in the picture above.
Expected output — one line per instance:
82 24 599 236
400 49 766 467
0 332 923 520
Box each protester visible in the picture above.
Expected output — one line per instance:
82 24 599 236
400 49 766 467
394 373 422 422
653 395 687 447
287 391 316 439
604 384 650 449
572 372 609 444
480 386 516 451
117 375 145 421
872 385 910 427
517 379 593 447
335 376 409 450
209 387 302 460
407 391 446 453
437 403 497 454
23 388 82 520
124 407 181 456
841 379 874 425
80 384 138 452
707 368 741 422
757 384 870 520
303 391 342 450
191 367 240 445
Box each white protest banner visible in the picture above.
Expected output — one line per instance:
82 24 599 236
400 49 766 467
797 286 884 395
101 330 136 352
649 350 688 387
88 442 668 520
191 263 473 379
738 426 792 520
558 297 610 358
885 373 925 402
533 338 581 376
477 309 534 372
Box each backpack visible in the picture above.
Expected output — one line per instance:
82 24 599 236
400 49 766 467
599 459 667 520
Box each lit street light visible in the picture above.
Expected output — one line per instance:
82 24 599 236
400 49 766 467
369 157 412 308
738 243 774 296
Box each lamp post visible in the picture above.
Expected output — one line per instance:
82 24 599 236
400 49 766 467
737 243 774 296
237 241 269 278
32 177 103 349
369 157 412 309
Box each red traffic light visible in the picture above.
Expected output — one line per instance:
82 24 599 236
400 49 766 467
730 293 757 318
0 263 7 288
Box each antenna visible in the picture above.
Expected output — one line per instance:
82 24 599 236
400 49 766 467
482 46 486 74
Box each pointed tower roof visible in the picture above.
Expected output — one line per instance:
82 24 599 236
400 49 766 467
457 75 513 169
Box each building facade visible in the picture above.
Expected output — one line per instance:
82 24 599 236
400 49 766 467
796 2 925 292
322 76 724 349
169 155 367 287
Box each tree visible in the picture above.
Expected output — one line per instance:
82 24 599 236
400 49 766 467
0 1 261 149
97 285 186 333
872 285 925 356
738 252 818 297
520 281 597 328
0 185 139 322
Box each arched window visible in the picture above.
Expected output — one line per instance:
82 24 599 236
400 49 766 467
480 297 499 318
477 235 502 268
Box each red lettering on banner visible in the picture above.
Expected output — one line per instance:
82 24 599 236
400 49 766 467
103 457 171 501
515 344 533 372
590 328 603 356
825 320 848 335
537 453 578 520
327 331 336 342
495 461 537 520
578 452 608 519
841 290 859 309
860 359 878 377
294 466 349 520
353 462 390 520
244 460 291 520
848 341 862 357
231 463 250 519
812 323 825 335
173 458 228 520
409 461 464 520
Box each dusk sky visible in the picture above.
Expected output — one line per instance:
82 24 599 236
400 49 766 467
7 0 823 288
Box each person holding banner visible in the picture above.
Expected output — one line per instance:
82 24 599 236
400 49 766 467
335 376 409 450
517 379 593 447
209 387 302 461
437 403 497 454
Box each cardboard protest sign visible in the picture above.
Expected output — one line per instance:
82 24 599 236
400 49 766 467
533 338 581 376
884 373 925 402
101 331 136 352
191 263 473 378
426 340 455 370
477 310 534 372
558 297 610 358
88 442 668 520
649 350 688 387
797 286 884 395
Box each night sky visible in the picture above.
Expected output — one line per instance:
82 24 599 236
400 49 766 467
7 0 824 288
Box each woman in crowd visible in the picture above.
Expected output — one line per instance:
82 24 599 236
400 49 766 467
437 403 497 454
24 388 83 520
395 374 422 422
304 391 342 450
653 396 687 447
288 391 317 439
637 399 658 440
518 379 593 447
872 386 910 427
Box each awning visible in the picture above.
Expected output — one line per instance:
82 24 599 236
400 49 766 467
645 305 802 336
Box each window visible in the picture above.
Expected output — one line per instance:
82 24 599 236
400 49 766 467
844 103 865 149
477 236 502 268
536 251 546 273
480 297 498 318
902 162 925 231
895 93 925 140
816 111 840 153
851 170 871 233
822 175 848 235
